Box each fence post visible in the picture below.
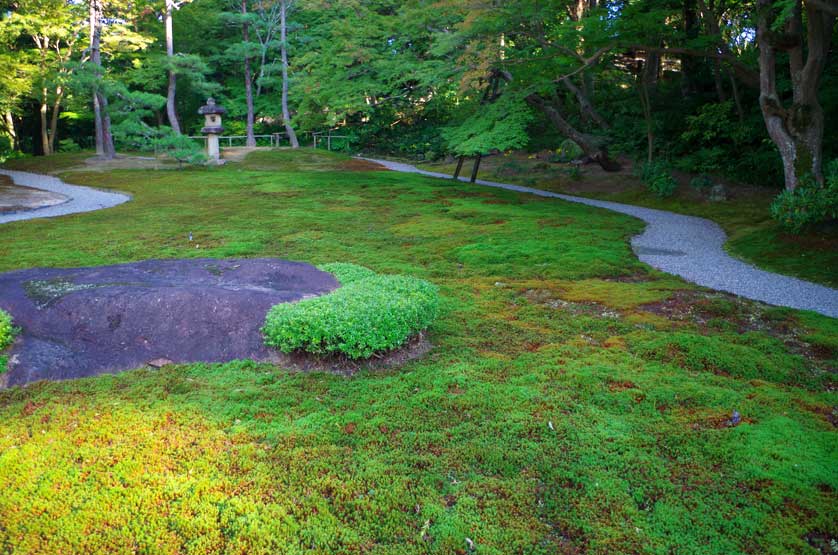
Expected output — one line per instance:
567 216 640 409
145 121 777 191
327 131 331 151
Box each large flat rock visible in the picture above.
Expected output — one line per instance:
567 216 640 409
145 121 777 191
0 258 338 387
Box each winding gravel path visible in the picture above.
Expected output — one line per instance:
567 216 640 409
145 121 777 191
362 158 838 318
0 168 129 224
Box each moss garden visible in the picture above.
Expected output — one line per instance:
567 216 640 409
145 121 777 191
0 150 835 555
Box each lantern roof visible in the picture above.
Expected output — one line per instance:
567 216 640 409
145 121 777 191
198 97 227 115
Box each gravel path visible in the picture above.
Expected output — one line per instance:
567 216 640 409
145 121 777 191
0 168 129 224
362 158 838 318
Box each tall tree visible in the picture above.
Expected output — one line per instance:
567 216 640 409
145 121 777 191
242 0 256 146
757 0 836 190
251 0 280 97
164 0 183 134
279 0 298 147
89 0 115 158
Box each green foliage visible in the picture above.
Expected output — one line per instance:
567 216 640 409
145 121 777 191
637 159 677 198
770 163 838 233
317 262 377 284
154 131 207 166
263 266 439 359
0 309 14 374
689 174 715 191
0 309 13 352
57 138 81 152
555 139 583 162
443 94 534 156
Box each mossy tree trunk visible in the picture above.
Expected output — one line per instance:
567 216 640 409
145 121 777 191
757 0 835 191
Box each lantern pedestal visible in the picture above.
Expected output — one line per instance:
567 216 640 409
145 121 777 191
198 98 227 164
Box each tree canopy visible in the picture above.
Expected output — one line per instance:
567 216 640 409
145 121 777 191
1 0 836 196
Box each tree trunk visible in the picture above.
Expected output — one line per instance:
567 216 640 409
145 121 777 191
757 0 834 190
165 0 181 134
242 0 256 147
526 94 621 172
257 48 267 96
48 87 63 154
40 89 51 156
89 0 114 158
728 70 745 123
639 75 654 164
712 60 727 101
280 0 299 148
453 156 464 180
681 0 699 97
3 112 17 150
470 154 482 183
561 77 609 130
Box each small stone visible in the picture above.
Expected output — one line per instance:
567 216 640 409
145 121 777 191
147 358 174 368
709 183 727 201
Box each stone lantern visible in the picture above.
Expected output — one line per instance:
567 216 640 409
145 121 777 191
198 98 226 163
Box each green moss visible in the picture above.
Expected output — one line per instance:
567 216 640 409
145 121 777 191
629 330 824 389
0 149 835 554
418 155 838 287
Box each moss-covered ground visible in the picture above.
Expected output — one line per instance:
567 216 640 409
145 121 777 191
417 153 838 288
0 150 835 554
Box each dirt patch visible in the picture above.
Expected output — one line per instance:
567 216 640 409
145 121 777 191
221 146 270 162
0 258 339 387
269 333 433 376
341 159 387 172
74 155 181 172
639 290 834 363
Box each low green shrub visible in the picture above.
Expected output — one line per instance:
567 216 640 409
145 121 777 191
555 139 583 162
637 159 677 198
154 131 207 167
0 309 13 352
317 262 377 284
262 264 439 359
770 162 838 233
58 138 82 152
689 174 714 191
0 309 15 374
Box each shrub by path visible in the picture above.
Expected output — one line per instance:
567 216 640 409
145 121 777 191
362 158 838 318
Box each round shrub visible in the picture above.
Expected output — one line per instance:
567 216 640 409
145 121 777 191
637 160 677 198
770 166 838 234
262 266 439 359
317 262 378 285
556 139 583 162
0 309 13 351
